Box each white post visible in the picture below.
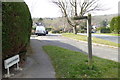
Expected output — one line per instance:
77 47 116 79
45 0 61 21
7 68 10 77
17 62 19 70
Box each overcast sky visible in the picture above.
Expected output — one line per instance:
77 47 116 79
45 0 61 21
24 0 120 18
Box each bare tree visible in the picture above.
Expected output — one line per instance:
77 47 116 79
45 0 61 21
52 0 103 34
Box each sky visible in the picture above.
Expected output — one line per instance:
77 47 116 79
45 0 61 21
24 0 120 18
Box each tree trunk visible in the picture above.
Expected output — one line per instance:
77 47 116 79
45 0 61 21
73 26 77 34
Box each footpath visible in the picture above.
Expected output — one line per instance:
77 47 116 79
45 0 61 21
12 39 55 78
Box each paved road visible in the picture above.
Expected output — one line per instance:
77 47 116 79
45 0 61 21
33 34 118 62
78 33 120 43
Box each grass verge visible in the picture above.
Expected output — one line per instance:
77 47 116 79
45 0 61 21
62 33 120 47
94 33 120 36
43 45 118 78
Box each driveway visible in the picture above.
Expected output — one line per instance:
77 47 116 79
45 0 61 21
78 33 119 43
35 34 118 62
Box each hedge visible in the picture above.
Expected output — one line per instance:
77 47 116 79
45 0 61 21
2 2 32 62
110 16 120 34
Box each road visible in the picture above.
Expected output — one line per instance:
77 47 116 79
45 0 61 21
78 33 120 43
32 34 118 62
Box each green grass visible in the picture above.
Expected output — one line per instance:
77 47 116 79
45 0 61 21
43 45 118 78
94 33 120 36
62 33 120 47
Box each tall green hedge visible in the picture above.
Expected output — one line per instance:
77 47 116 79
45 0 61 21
110 16 120 34
2 2 32 60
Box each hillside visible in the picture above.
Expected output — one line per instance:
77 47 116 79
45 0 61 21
32 14 118 29
92 14 118 25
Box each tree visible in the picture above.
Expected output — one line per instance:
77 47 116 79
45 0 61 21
110 16 120 34
38 18 43 22
52 0 102 34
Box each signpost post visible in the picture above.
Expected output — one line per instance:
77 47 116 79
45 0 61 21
87 14 92 65
72 14 92 65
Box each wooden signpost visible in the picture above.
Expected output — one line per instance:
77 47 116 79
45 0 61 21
72 14 92 65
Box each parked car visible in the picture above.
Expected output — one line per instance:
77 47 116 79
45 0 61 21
35 23 47 36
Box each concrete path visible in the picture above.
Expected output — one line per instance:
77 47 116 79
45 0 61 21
13 39 55 78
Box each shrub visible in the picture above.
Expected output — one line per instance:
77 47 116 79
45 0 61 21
32 26 36 30
110 16 120 34
46 28 52 31
2 2 32 63
79 30 87 33
101 27 111 33
52 30 60 33
97 27 111 33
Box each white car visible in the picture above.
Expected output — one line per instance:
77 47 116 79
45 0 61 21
35 23 47 36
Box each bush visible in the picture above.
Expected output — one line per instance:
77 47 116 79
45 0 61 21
2 2 32 62
97 27 111 33
110 16 120 34
46 28 52 31
101 27 111 33
52 30 60 33
79 30 87 33
32 26 36 30
52 29 63 33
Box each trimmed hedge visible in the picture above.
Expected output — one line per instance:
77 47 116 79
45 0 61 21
2 2 32 61
110 16 120 34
